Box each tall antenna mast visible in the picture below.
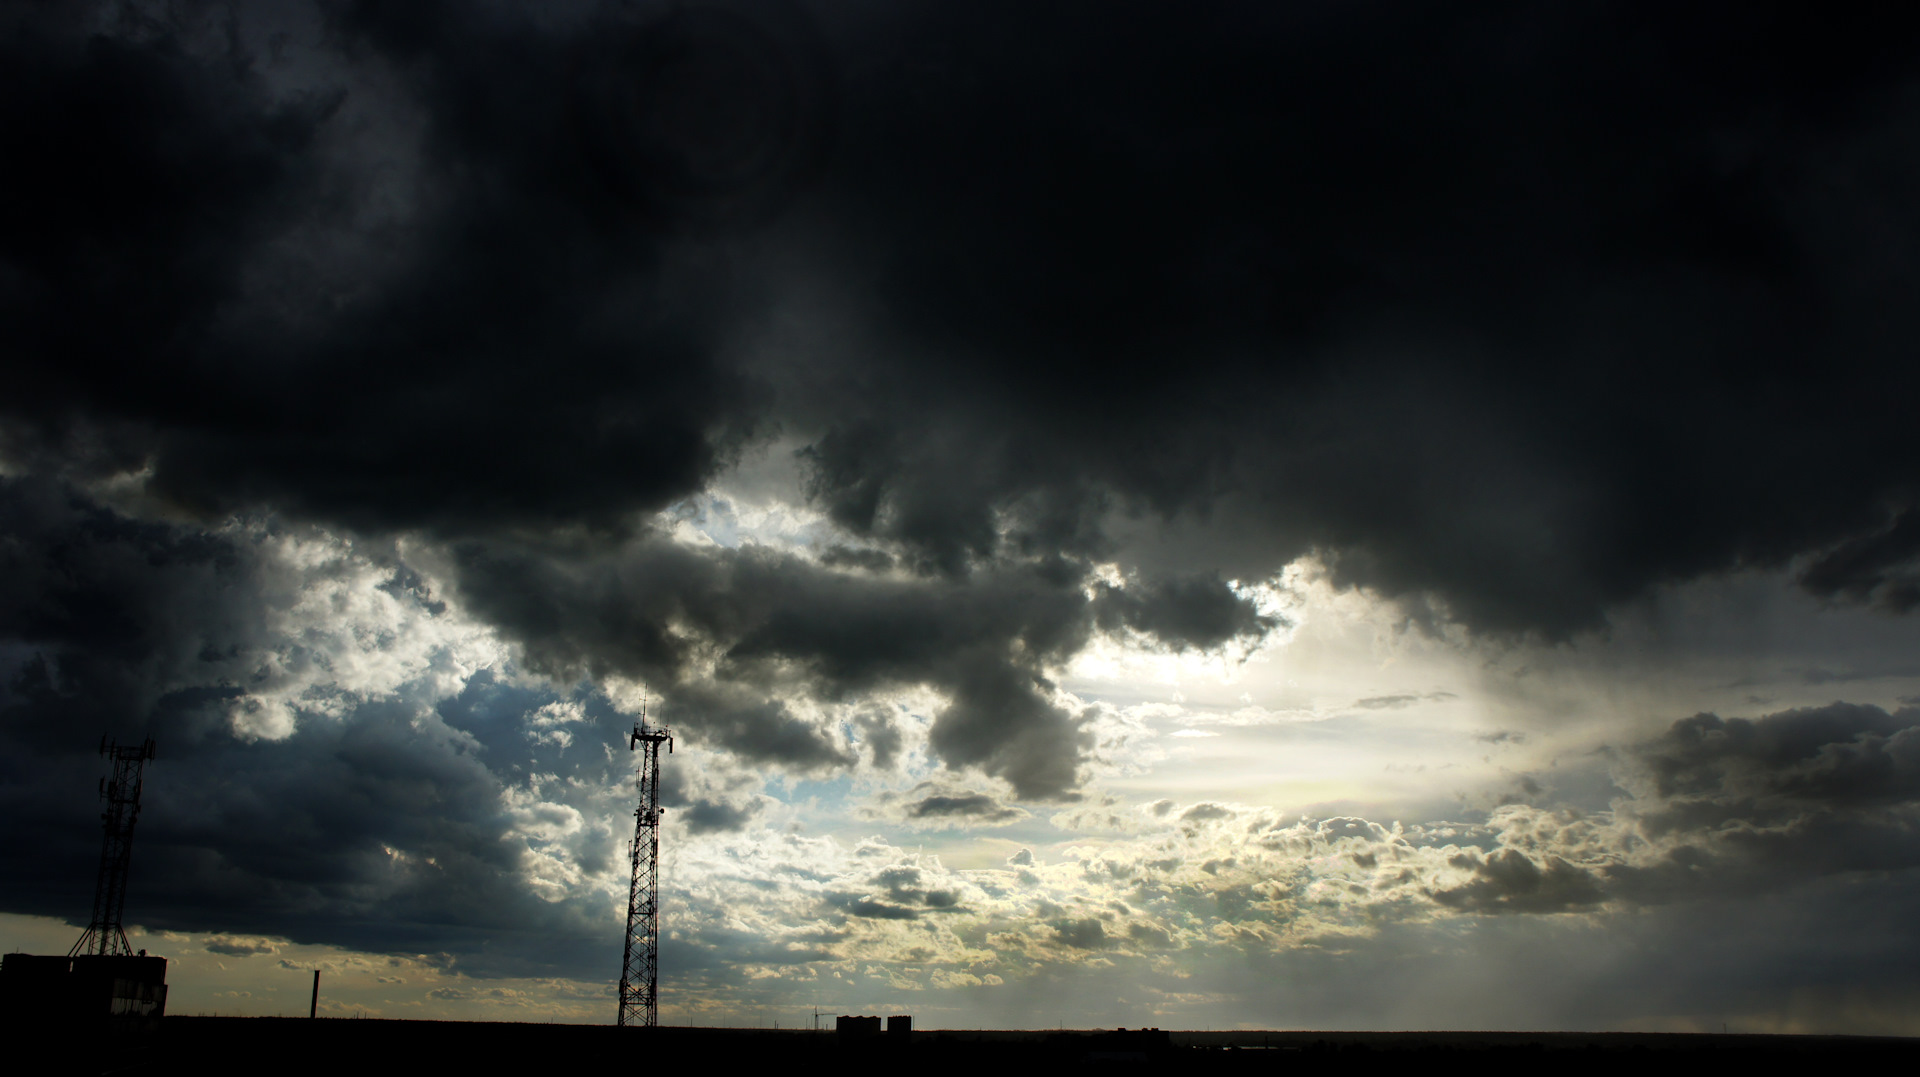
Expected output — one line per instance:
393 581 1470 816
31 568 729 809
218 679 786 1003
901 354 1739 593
618 697 672 1028
71 736 157 958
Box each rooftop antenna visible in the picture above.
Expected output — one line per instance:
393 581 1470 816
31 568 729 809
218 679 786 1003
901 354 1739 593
617 694 672 1027
71 736 157 958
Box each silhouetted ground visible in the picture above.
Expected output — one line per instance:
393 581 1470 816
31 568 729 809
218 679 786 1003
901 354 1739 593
54 1017 1920 1075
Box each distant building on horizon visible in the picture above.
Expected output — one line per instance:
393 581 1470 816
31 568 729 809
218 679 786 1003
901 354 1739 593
0 951 169 1033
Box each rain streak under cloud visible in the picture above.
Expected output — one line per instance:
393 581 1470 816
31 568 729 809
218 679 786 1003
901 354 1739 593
6 0 1920 1033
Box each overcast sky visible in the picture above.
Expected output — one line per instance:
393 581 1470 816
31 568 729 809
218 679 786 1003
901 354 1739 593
6 0 1920 1032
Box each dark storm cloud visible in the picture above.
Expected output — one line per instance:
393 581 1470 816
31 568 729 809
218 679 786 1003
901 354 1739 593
1379 703 1920 919
1633 703 1920 813
4 0 1917 642
1609 703 1920 902
1798 508 1920 613
11 685 624 978
6 0 1919 744
789 0 1920 635
0 477 265 753
1090 573 1277 651
1430 703 1920 915
2 1 763 535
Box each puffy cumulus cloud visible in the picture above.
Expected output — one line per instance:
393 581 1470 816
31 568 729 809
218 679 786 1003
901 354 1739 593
915 701 1920 957
523 701 586 750
1428 850 1607 915
636 807 1621 1021
659 832 997 1015
203 935 281 957
655 747 777 837
849 703 907 772
651 811 1508 1009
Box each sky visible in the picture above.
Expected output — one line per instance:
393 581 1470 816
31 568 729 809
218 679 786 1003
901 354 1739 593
5 0 1920 1033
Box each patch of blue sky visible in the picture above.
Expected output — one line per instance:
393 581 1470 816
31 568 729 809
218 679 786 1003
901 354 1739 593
431 668 637 787
771 772 857 807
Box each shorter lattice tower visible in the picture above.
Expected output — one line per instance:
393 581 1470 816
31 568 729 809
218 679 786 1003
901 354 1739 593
617 704 671 1028
71 736 157 958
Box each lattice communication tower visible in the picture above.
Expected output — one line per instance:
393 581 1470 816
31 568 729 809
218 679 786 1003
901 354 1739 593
71 736 157 958
617 709 671 1027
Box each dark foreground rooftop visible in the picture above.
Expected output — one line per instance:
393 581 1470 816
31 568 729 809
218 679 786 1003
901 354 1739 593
42 1017 1920 1076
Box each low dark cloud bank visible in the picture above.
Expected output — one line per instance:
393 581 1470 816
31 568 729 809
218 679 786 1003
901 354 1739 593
1422 702 1920 915
6 0 1920 977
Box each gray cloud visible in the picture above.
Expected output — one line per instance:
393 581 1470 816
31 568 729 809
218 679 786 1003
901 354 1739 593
1090 574 1280 652
851 706 904 770
1798 508 1920 612
1633 703 1920 812
907 792 1026 824
1050 917 1110 951
450 534 1250 799
1430 850 1606 915
675 798 760 836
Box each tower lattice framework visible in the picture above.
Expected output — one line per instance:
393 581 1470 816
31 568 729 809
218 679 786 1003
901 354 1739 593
71 736 157 958
618 716 671 1027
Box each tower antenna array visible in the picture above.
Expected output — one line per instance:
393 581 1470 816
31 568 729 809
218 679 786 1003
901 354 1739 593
618 700 672 1028
71 736 157 958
